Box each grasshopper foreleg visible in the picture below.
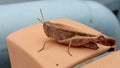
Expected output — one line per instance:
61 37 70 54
38 40 49 52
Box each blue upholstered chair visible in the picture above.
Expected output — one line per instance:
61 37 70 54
0 0 120 68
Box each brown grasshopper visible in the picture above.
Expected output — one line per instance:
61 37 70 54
37 9 116 56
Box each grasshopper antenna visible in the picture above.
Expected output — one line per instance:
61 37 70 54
37 18 43 23
37 8 45 23
40 8 45 22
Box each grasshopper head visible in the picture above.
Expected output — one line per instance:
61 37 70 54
43 21 54 37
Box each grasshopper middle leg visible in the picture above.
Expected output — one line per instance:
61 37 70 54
67 40 72 56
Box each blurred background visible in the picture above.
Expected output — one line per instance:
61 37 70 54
0 0 119 26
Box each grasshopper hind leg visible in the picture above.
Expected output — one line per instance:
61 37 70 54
67 40 72 56
37 40 49 53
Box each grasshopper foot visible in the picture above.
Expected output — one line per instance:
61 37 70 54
37 48 44 53
67 50 72 56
